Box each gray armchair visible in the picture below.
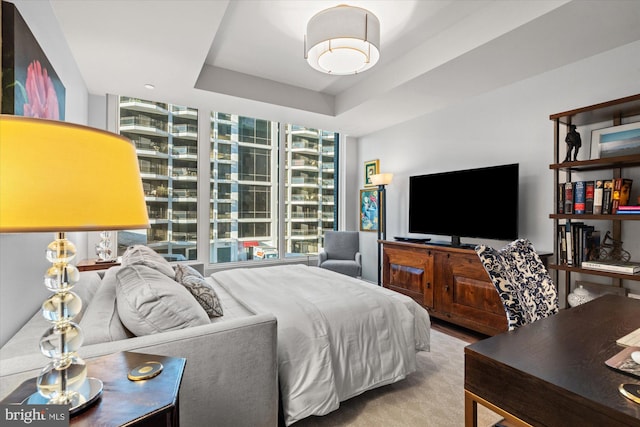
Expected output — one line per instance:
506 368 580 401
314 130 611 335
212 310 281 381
318 231 362 277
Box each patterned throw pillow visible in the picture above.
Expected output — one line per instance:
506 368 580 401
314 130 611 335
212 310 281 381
174 263 203 283
476 239 558 331
179 275 224 318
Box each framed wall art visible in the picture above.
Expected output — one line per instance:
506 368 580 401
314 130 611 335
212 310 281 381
2 1 66 119
590 122 640 159
364 159 379 187
360 188 380 232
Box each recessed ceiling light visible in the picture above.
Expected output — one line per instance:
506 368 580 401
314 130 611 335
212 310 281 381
144 84 155 90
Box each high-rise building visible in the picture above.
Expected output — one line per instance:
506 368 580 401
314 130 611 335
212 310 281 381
119 97 199 261
118 96 337 264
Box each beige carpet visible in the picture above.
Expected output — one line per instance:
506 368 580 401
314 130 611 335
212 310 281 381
295 328 503 427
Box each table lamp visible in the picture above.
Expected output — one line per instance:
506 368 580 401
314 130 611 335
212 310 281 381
0 115 149 412
370 173 393 286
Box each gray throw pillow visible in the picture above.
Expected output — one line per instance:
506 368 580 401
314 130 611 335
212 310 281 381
116 264 209 336
121 245 175 279
180 275 224 318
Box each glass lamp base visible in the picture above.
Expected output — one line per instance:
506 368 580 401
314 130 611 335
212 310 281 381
23 377 103 416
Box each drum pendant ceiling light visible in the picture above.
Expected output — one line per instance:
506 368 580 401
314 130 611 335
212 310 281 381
304 5 380 75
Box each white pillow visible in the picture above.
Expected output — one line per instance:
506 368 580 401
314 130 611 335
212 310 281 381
116 264 209 336
121 245 175 279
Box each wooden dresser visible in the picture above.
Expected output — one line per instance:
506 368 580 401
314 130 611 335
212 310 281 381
382 240 508 336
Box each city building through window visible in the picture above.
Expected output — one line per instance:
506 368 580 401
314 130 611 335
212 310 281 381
117 96 338 264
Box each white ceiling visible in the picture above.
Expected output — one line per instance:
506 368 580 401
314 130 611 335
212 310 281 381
49 0 640 137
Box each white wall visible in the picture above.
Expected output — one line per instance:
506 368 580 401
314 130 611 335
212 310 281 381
354 40 640 301
0 0 89 346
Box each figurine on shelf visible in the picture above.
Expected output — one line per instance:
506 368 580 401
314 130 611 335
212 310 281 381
598 231 631 262
564 124 582 162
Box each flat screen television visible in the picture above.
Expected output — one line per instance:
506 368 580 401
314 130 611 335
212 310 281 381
408 163 519 247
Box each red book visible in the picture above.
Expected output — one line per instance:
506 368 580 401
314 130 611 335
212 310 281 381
564 182 573 214
585 181 595 214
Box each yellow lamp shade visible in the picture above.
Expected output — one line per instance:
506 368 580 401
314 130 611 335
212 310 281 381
0 115 149 232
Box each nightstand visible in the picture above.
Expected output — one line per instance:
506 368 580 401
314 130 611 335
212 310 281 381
1 352 186 427
76 258 120 272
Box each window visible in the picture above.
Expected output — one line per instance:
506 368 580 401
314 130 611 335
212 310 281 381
210 113 278 263
284 125 337 257
115 96 338 265
117 96 198 261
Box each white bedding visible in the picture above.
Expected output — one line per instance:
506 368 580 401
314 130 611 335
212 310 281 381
209 264 430 425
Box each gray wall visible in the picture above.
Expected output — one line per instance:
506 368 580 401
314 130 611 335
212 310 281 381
354 40 640 302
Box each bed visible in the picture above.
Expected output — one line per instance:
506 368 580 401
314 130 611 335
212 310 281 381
208 264 431 426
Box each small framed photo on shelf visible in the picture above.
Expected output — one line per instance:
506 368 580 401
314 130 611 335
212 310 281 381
360 188 379 232
590 122 640 159
364 159 380 187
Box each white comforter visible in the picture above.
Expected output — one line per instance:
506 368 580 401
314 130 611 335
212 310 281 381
210 264 430 425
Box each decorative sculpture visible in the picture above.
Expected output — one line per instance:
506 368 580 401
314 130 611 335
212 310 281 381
564 124 582 162
598 231 631 262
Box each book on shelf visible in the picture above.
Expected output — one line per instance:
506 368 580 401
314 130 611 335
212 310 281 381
557 183 565 214
575 223 597 263
572 222 586 264
581 260 640 274
565 222 574 265
574 181 586 214
584 228 600 262
593 180 604 215
564 221 585 265
558 226 567 264
612 178 633 214
620 178 633 206
602 179 614 214
564 182 574 214
617 205 640 214
585 181 595 214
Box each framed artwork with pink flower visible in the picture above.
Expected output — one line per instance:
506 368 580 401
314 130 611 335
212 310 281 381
2 1 66 120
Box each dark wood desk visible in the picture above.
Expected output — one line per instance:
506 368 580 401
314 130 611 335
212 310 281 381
2 352 186 427
465 294 640 427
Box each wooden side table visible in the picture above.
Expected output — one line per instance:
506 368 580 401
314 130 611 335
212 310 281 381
2 352 186 427
77 258 121 272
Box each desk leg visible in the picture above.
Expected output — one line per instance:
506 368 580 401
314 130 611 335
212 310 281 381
465 390 478 427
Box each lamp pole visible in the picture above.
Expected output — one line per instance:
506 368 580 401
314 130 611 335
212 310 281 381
377 183 386 286
371 173 392 287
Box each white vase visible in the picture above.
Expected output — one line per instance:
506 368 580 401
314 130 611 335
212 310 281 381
567 285 595 307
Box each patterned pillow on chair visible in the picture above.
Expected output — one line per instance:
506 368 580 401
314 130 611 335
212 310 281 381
476 239 558 331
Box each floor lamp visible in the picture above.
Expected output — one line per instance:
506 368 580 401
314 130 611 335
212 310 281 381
370 173 393 286
0 115 149 413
